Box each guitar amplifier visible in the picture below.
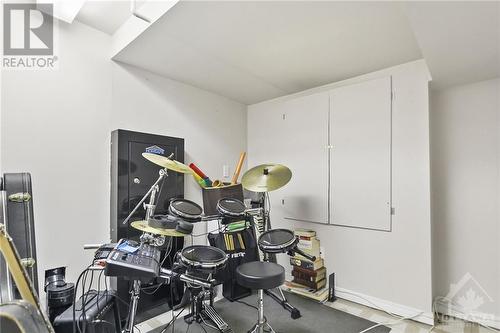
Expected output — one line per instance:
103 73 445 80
53 291 121 333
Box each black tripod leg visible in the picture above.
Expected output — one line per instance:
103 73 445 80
260 192 301 319
174 287 191 311
264 288 301 319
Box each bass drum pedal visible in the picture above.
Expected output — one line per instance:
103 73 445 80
183 287 233 333
204 304 232 333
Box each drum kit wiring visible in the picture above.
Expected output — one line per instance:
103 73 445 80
80 152 315 333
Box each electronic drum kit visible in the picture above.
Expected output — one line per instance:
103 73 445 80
110 152 310 332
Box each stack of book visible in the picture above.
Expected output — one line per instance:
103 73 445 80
285 229 328 302
283 281 329 302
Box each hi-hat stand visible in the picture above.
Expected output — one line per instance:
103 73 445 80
261 192 302 320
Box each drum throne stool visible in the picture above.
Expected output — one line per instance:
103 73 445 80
235 261 285 333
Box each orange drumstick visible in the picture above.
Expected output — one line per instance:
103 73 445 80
231 152 246 184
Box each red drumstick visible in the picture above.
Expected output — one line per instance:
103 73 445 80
189 163 208 179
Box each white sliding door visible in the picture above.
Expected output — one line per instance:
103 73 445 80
330 77 392 230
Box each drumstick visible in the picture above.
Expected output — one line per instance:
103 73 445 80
189 163 208 179
204 178 213 187
192 173 206 188
224 234 229 251
192 172 203 182
238 233 245 250
231 152 246 184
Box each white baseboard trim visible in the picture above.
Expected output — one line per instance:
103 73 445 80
335 287 434 326
434 300 500 330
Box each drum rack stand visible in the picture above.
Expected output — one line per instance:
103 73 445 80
261 192 302 320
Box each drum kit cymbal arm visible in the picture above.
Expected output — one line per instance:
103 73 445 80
144 184 159 222
83 243 104 250
159 268 214 289
122 168 168 226
287 246 316 262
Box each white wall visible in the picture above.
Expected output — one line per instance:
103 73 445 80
1 21 247 297
430 78 500 322
110 62 247 242
1 21 112 293
248 60 433 323
3 12 496 329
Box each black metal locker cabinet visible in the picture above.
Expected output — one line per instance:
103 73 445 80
110 129 185 319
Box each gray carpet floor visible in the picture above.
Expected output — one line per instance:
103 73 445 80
152 292 390 333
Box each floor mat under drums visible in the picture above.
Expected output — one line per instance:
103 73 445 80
150 291 390 333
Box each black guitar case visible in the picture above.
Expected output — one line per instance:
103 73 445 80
1 173 38 295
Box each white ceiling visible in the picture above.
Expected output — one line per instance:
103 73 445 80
76 0 146 35
403 1 500 90
76 1 500 104
113 1 423 104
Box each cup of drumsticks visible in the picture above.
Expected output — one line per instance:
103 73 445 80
189 152 246 189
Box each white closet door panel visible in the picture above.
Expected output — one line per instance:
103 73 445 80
248 102 288 165
280 92 330 224
330 77 392 230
